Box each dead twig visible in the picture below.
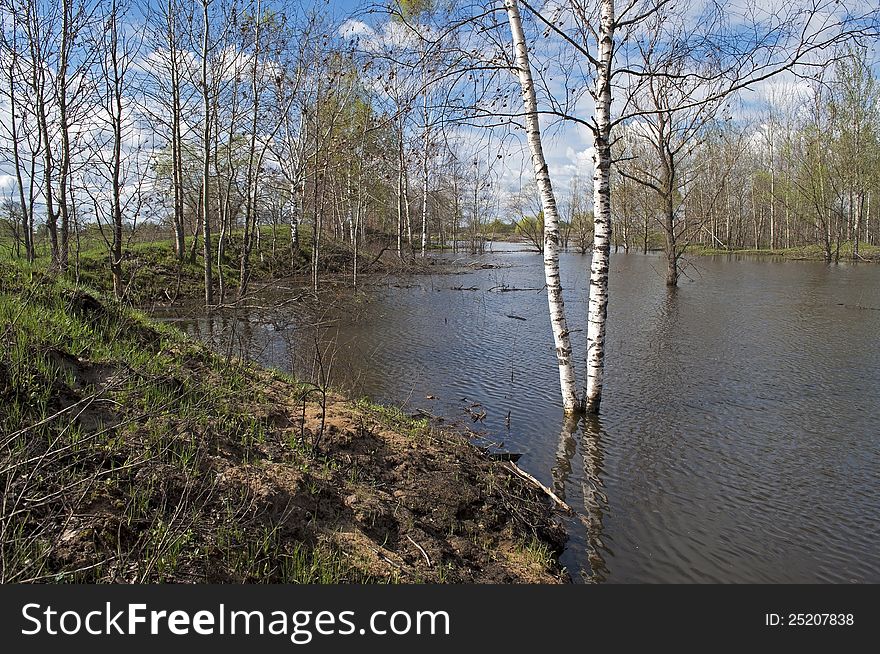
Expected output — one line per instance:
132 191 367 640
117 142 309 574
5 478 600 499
502 461 572 514
406 534 432 567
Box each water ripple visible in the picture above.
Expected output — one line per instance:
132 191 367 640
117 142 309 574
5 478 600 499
166 247 880 583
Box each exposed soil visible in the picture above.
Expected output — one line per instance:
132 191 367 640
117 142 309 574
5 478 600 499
1 281 568 583
248 383 569 583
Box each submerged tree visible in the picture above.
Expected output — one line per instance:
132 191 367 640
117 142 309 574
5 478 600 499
504 0 579 413
501 0 878 412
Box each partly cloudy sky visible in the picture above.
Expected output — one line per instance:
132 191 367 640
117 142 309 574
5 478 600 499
0 0 876 219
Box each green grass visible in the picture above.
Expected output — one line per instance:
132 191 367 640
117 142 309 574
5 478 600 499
0 229 569 584
0 257 372 583
353 397 429 439
0 226 313 304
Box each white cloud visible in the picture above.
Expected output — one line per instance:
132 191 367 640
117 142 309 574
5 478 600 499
0 174 14 195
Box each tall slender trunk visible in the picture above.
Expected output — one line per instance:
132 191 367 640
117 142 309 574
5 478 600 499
452 172 459 253
725 185 732 249
471 181 479 254
200 0 213 307
108 2 124 299
289 176 301 264
28 8 59 266
768 123 776 250
396 121 404 258
215 117 231 304
168 0 186 260
346 168 354 245
504 0 579 413
239 0 262 300
769 174 775 250
751 182 759 250
403 164 412 255
57 0 73 273
785 203 790 249
437 195 445 248
663 196 678 286
8 44 33 262
585 0 614 414
190 194 201 263
69 180 81 280
420 150 429 256
353 125 367 287
853 192 862 260
660 143 678 287
311 110 322 293
420 90 430 257
171 94 186 259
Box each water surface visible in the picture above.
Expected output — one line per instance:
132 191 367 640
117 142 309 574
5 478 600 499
161 245 880 582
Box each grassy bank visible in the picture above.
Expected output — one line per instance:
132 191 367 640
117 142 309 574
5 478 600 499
684 243 880 261
0 227 466 306
9 228 323 305
0 260 566 583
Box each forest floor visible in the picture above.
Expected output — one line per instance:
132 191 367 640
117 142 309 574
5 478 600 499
0 228 469 307
0 258 568 583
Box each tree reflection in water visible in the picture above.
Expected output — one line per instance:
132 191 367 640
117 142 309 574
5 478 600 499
553 413 611 583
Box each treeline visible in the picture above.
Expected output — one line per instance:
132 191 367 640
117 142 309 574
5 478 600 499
0 0 503 305
607 47 880 266
509 47 880 271
2 0 878 312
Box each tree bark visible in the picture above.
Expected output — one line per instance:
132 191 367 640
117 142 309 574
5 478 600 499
505 0 580 414
26 6 59 267
108 0 124 299
420 88 430 257
200 0 214 307
239 0 262 300
7 38 33 262
663 198 678 286
167 0 186 261
57 0 73 273
585 0 614 414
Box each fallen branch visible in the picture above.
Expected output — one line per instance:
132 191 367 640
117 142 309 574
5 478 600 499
837 302 880 311
502 461 571 513
412 408 441 421
361 245 391 273
488 285 543 293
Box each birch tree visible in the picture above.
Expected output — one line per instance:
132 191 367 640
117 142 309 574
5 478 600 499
504 0 579 413
91 0 138 299
0 6 37 262
197 0 220 307
503 0 877 411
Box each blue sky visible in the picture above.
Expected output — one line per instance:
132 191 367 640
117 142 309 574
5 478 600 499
1 1 876 214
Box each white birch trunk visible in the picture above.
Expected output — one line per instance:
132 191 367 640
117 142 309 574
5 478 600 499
201 0 214 307
504 0 580 413
420 82 430 257
397 126 405 258
420 107 430 256
585 0 614 414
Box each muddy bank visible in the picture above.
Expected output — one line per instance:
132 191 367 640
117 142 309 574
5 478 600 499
221 386 569 583
0 262 567 583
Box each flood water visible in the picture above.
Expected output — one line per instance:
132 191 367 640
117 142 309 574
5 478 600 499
160 244 880 583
